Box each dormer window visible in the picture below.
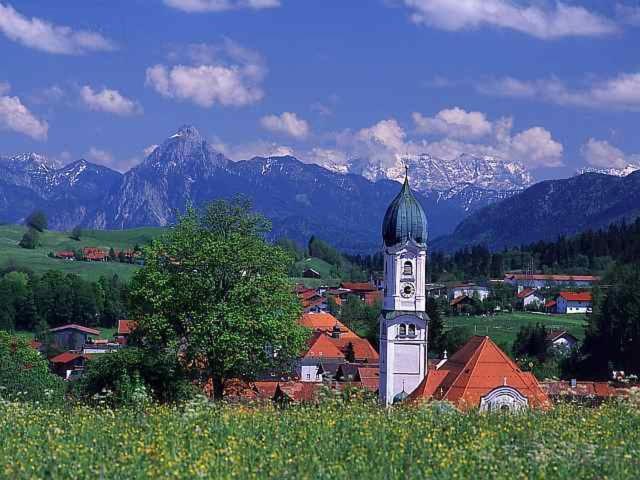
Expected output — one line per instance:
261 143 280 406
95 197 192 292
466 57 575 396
408 324 416 337
403 261 413 276
399 324 406 337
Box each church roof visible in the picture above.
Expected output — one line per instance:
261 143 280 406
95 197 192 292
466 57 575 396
382 175 428 247
409 336 550 410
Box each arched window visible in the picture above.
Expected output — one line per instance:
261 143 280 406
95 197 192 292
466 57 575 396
403 261 413 276
408 324 416 336
399 324 406 337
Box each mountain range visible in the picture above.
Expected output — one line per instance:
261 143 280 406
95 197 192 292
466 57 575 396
3 125 639 253
434 171 640 251
324 152 533 212
0 126 466 252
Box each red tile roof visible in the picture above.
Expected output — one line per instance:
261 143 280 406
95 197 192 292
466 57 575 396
29 339 42 350
409 336 550 410
516 288 537 299
450 295 470 306
546 330 577 343
303 332 345 359
299 313 357 337
544 300 557 309
333 337 379 362
49 324 100 336
559 291 592 302
340 282 378 292
540 381 617 398
117 320 137 335
275 381 321 402
49 351 90 364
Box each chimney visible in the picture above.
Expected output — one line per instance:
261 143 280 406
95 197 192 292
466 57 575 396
332 323 341 339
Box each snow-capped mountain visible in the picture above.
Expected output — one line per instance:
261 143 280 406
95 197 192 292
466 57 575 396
0 126 467 251
577 164 640 178
324 152 533 211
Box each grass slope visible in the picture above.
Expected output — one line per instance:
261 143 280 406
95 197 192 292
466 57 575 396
0 225 164 281
1 402 639 479
445 311 587 348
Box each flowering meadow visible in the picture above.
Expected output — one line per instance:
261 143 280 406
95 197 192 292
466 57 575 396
1 400 639 479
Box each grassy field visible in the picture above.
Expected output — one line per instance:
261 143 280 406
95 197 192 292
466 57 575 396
0 225 164 281
0 402 638 479
444 311 588 348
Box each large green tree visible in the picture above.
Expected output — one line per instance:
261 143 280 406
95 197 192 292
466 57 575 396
128 198 308 399
580 265 640 378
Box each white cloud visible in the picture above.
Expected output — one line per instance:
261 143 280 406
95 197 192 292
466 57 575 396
80 85 141 116
508 127 564 168
212 137 294 160
0 2 116 54
0 81 9 95
356 119 407 152
146 40 266 108
85 147 113 165
412 107 493 139
399 0 618 39
0 94 48 140
581 138 640 169
143 144 159 157
163 0 280 12
478 73 640 111
260 112 310 139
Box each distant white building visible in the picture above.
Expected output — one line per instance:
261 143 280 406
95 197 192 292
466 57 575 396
556 292 592 314
505 274 599 290
516 288 545 309
448 283 489 301
546 330 578 351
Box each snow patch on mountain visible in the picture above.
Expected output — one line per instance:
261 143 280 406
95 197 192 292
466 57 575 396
577 164 640 178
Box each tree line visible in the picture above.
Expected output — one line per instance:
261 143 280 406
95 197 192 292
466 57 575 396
0 268 128 332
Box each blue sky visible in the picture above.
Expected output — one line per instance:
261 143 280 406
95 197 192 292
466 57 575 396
0 0 639 180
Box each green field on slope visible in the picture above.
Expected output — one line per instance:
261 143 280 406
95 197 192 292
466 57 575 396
0 225 164 281
445 311 588 348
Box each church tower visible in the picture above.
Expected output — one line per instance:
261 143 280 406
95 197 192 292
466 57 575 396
379 170 429 406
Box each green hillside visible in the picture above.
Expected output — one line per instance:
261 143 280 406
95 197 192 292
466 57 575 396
445 311 587 348
0 225 164 281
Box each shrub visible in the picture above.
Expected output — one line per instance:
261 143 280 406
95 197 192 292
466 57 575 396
0 331 64 406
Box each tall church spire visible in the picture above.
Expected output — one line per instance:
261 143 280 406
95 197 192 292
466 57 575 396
379 178 430 406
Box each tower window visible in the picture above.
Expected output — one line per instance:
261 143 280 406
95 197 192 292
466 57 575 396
403 261 413 276
399 324 406 337
408 324 416 336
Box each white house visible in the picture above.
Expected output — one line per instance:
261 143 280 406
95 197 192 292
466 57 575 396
546 330 578 351
556 292 592 314
448 283 489 301
516 288 545 309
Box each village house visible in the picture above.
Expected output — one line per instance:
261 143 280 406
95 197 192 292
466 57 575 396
302 268 321 279
339 282 382 306
49 324 100 351
448 283 490 301
449 294 473 314
54 250 75 260
556 291 593 314
296 312 379 383
516 288 546 309
546 330 578 351
116 319 137 345
49 351 92 379
540 380 626 405
504 273 600 290
83 247 108 262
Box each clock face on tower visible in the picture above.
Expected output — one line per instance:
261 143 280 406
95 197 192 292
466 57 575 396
401 283 415 298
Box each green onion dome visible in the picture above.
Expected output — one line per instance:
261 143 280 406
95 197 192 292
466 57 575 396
382 175 428 247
